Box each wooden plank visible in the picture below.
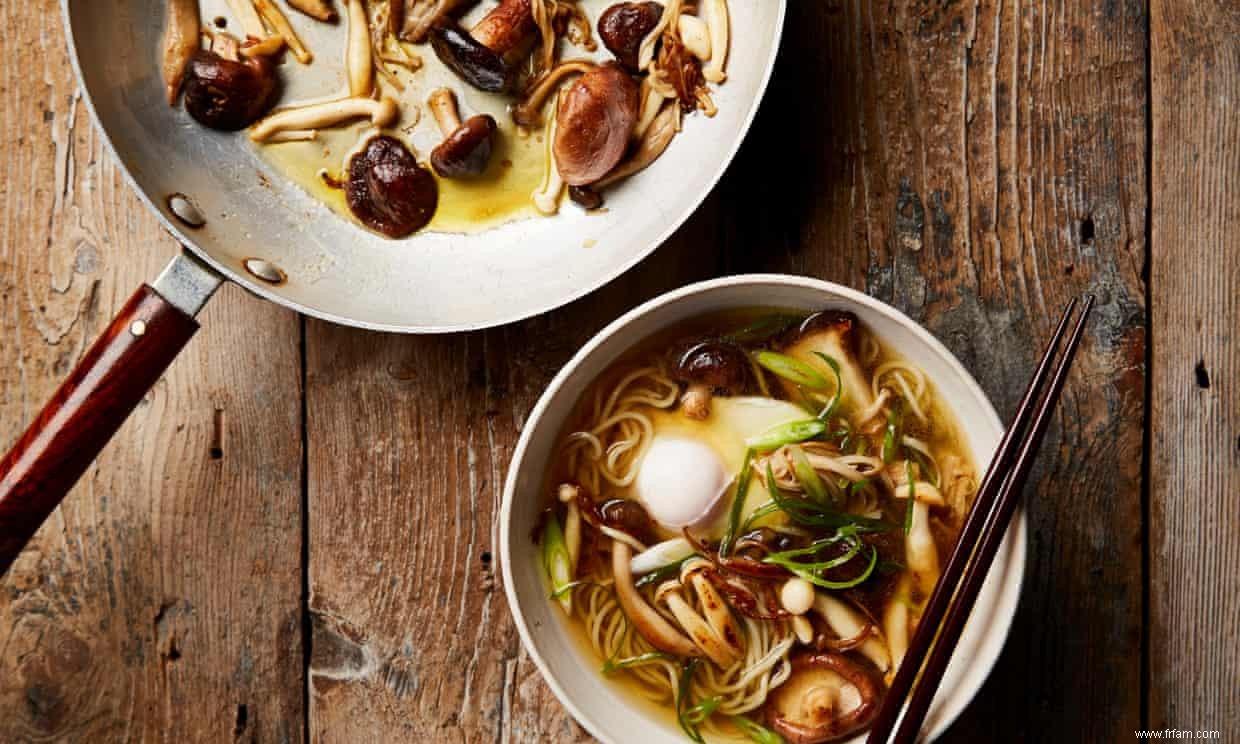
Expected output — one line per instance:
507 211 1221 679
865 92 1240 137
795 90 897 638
0 2 305 741
1149 0 1240 736
307 2 1148 741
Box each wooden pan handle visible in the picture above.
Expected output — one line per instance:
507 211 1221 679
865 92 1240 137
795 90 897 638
0 284 200 575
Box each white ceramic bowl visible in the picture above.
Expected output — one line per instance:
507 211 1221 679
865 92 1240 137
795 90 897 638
500 275 1026 743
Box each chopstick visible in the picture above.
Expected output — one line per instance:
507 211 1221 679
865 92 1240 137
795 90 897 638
866 296 1094 744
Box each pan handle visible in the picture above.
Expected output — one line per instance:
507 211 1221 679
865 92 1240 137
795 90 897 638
0 251 222 576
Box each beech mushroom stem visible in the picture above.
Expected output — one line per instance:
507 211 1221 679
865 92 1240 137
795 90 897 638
427 88 463 137
250 96 399 141
224 0 267 39
346 0 373 96
162 0 200 105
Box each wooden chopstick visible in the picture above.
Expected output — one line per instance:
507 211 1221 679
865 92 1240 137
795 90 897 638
867 296 1094 744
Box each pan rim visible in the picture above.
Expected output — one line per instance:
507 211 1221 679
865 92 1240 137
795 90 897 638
60 0 788 334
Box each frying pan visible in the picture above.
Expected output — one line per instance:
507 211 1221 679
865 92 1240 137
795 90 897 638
0 0 785 574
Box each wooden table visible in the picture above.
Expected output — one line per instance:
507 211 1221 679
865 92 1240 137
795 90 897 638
2 1 1237 741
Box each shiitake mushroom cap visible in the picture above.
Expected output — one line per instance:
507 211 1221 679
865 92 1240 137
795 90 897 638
431 114 498 178
429 24 513 93
345 135 439 239
672 339 752 393
183 50 278 131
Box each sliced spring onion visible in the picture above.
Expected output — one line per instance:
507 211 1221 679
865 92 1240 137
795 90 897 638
753 350 830 389
720 448 757 556
728 313 800 343
779 544 878 590
740 500 779 533
789 445 829 504
763 537 863 573
677 660 708 744
766 463 893 532
881 407 900 463
731 714 787 744
903 460 916 534
549 580 599 600
602 650 670 673
541 513 574 611
746 419 827 453
812 352 844 421
631 537 696 575
635 558 690 589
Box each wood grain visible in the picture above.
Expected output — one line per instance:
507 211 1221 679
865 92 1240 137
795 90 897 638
306 1 1148 741
0 285 199 574
0 1 304 741
1149 0 1240 735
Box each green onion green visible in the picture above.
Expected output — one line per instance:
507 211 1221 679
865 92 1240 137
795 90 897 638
548 580 598 600
602 651 670 674
676 660 709 743
903 460 916 534
720 448 756 556
789 445 829 504
740 500 780 533
541 513 573 609
731 715 787 743
812 352 844 421
634 558 690 589
746 419 828 453
753 351 830 389
728 314 800 343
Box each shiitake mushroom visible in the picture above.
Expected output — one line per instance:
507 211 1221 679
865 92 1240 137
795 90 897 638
183 50 278 131
345 135 439 239
670 338 752 420
598 1 664 72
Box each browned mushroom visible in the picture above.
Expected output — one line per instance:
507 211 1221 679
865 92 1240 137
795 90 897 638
764 652 883 744
597 1 663 72
430 0 535 93
553 63 639 186
183 35 279 131
427 88 497 178
670 339 751 419
345 135 439 238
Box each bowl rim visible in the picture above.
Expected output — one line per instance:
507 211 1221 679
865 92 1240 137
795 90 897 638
500 273 1026 743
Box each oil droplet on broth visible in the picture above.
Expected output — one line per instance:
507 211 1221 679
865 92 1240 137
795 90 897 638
255 33 547 237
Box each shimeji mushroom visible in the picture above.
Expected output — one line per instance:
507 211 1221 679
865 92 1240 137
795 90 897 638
394 0 472 44
669 339 751 420
611 542 699 657
655 578 738 668
161 0 200 105
699 0 730 84
427 88 498 178
430 0 536 93
556 484 582 579
249 96 399 141
810 594 890 674
677 13 711 61
532 96 566 215
346 0 373 96
512 60 598 128
253 0 314 63
596 101 678 189
287 0 337 22
682 560 744 656
224 0 267 38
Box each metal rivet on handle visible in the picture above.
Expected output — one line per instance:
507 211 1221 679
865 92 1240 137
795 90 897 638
242 258 287 285
131 320 147 337
166 193 206 229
